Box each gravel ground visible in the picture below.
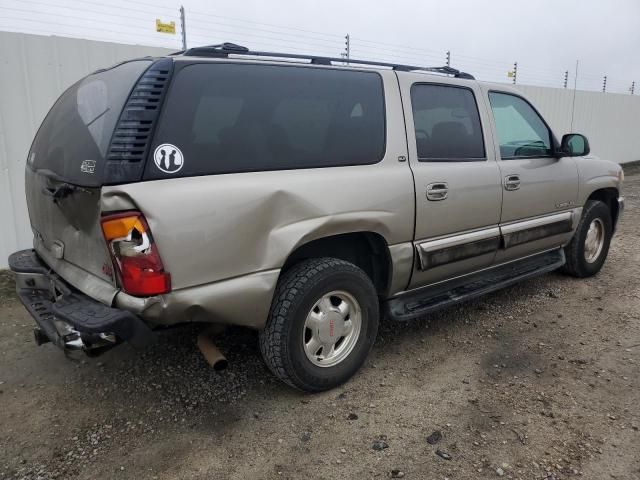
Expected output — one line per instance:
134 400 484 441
1 167 639 480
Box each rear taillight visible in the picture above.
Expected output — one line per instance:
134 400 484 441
101 212 171 296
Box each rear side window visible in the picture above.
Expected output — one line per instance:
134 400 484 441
410 84 485 161
145 63 385 178
488 92 553 158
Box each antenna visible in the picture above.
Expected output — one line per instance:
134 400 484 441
570 60 579 131
179 5 187 50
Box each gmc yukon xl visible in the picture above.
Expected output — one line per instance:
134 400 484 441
9 43 624 392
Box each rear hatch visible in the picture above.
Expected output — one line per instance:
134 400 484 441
25 58 172 292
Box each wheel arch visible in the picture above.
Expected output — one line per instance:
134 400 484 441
586 187 620 229
281 232 393 297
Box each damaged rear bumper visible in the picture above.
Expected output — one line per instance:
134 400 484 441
9 249 154 354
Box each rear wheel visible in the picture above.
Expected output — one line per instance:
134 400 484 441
562 200 612 277
259 258 379 392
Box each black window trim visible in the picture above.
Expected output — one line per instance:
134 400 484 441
410 82 487 163
148 60 388 177
488 89 560 161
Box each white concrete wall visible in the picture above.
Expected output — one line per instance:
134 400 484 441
1 31 639 268
0 32 171 268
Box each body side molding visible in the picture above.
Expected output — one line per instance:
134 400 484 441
415 227 500 270
500 210 575 249
414 209 580 271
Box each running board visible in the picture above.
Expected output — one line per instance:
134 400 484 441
386 249 565 321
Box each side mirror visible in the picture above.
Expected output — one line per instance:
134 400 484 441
560 133 590 157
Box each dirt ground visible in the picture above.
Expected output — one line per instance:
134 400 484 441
1 168 639 480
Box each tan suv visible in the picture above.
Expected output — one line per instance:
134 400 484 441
9 43 624 391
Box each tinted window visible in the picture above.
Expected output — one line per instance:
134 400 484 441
29 60 151 186
410 84 485 161
488 92 553 158
146 63 385 178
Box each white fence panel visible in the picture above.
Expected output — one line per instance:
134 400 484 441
515 85 640 165
0 32 171 268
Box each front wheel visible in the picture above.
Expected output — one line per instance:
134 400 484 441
259 258 379 392
562 200 613 278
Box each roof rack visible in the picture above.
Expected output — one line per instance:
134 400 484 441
174 42 475 80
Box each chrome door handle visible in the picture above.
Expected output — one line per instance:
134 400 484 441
504 174 521 191
426 182 448 201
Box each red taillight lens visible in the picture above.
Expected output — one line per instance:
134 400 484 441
101 212 171 296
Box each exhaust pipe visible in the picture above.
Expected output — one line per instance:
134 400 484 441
197 332 228 371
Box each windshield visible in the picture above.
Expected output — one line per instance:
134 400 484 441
28 60 151 187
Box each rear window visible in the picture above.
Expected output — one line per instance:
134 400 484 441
144 63 385 179
29 60 151 186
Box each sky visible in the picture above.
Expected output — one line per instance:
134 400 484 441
1 0 639 93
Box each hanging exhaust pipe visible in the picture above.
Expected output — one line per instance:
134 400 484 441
197 332 228 371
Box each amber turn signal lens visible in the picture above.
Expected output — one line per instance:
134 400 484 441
101 214 146 241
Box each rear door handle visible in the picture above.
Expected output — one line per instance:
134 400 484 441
504 174 521 191
426 182 448 201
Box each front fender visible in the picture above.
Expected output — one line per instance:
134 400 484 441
576 157 622 205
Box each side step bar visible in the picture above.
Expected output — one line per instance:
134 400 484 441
386 249 565 321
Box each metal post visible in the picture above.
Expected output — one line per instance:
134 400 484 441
570 60 578 131
180 5 187 50
512 62 517 85
602 75 607 93
446 50 450 67
631 81 635 95
344 34 350 64
563 70 568 88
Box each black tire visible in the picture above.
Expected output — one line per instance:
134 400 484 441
259 258 379 392
562 200 612 278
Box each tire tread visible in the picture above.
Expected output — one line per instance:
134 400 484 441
259 257 376 391
562 200 611 277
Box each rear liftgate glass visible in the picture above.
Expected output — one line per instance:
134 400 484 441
29 58 173 186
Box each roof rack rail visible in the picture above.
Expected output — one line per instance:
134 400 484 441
176 42 475 80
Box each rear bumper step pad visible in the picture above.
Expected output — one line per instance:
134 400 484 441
51 294 154 348
9 249 154 350
8 249 49 274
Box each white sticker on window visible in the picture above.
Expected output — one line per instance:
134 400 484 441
153 144 184 174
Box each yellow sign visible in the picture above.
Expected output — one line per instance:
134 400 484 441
156 19 176 34
507 71 514 78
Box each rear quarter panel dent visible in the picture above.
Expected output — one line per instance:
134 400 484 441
121 269 280 328
101 163 414 290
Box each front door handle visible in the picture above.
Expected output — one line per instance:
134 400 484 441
426 182 448 201
504 174 521 191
